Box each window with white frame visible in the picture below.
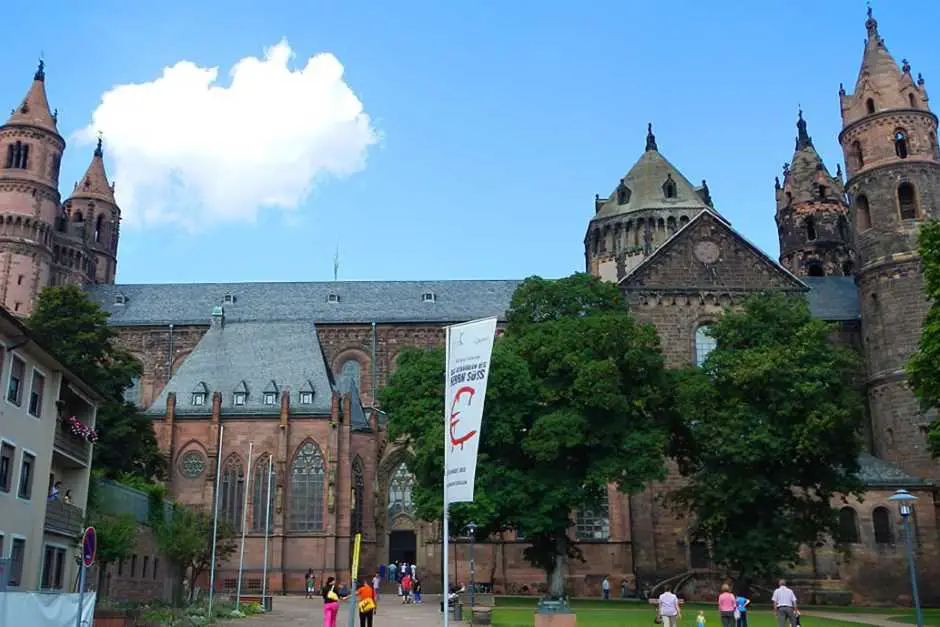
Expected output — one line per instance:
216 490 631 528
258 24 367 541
18 452 34 500
0 442 13 492
28 370 44 417
41 545 67 590
9 538 25 587
694 325 717 367
575 494 610 541
7 356 24 405
299 390 314 405
263 392 277 405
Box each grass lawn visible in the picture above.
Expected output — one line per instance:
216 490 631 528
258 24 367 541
885 613 940 626
490 607 864 627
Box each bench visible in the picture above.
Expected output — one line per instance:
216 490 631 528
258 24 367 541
231 594 273 612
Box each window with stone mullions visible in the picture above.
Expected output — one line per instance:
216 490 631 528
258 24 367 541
576 494 610 541
252 457 276 532
220 456 245 528
289 442 325 531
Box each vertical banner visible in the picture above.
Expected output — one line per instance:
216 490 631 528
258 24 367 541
351 533 362 577
445 316 498 504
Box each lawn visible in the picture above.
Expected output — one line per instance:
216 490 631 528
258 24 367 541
490 607 865 627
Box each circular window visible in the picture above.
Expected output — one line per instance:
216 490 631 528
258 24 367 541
180 451 207 479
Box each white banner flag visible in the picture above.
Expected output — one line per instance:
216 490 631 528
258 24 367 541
444 316 498 504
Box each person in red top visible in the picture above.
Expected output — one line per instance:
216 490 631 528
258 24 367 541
400 573 412 604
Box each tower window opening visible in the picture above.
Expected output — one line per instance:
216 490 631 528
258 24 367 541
898 182 918 220
807 261 824 277
909 93 917 108
817 185 826 199
852 141 864 169
785 192 792 206
662 176 677 199
805 216 817 241
838 214 849 241
617 183 631 205
5 141 29 169
94 215 104 243
866 98 876 114
895 130 909 159
842 260 854 276
856 195 871 231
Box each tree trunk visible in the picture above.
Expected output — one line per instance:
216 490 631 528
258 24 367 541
548 533 568 599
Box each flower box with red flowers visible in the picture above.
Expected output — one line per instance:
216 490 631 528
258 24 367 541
63 415 99 443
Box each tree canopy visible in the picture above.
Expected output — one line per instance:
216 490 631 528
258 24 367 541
668 292 866 580
381 273 675 596
907 219 940 456
28 285 165 479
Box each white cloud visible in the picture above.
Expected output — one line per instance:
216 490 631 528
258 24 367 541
76 40 379 229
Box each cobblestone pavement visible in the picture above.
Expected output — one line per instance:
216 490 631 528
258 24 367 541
243 594 448 627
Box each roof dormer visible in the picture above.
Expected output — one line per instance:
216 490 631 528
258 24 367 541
191 381 209 406
421 291 436 303
263 380 279 406
299 380 315 405
233 380 249 407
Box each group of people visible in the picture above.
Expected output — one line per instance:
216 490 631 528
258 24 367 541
655 579 801 627
317 575 378 627
380 560 422 604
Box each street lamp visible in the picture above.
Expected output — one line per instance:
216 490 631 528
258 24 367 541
887 489 923 627
465 522 478 612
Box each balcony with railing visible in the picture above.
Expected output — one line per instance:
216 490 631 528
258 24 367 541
44 499 84 537
53 386 96 466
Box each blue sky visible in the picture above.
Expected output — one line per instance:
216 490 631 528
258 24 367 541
2 1 938 285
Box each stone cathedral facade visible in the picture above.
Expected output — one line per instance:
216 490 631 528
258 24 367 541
0 11 937 604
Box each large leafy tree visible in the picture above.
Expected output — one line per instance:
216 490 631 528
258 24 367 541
668 292 866 581
27 285 165 479
907 220 940 456
382 273 674 597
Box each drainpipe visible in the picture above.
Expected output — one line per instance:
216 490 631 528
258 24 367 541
370 322 377 404
166 324 175 382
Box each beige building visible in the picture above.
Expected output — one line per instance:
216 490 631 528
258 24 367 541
0 307 102 591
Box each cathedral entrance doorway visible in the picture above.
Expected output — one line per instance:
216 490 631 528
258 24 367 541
389 530 417 564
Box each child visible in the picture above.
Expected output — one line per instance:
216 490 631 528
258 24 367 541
794 612 802 627
697 611 707 627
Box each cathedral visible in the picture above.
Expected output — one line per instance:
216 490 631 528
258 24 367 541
0 10 937 604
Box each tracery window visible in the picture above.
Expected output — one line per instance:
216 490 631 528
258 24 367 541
388 463 415 522
352 457 365 533
252 455 276 532
289 442 325 531
576 493 610 541
220 456 245 529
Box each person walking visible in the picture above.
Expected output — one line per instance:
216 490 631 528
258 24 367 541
657 586 681 627
735 591 751 627
306 569 316 599
413 578 423 604
372 572 382 600
388 562 397 584
772 579 798 627
322 577 341 627
602 577 610 600
718 584 737 627
357 578 377 627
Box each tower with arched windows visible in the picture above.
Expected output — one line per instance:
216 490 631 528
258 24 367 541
839 9 940 480
776 111 856 277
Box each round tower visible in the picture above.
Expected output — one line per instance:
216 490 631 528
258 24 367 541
776 110 856 277
0 61 64 314
839 9 940 479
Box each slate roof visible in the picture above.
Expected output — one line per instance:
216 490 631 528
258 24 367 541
801 276 860 321
145 319 338 419
86 280 521 326
857 453 931 488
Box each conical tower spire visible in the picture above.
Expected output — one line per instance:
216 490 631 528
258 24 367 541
5 60 59 134
69 135 116 203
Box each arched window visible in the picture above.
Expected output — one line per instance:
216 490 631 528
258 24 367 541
352 457 365 533
388 463 416 523
895 130 909 159
837 215 849 241
842 260 854 276
289 442 325 531
689 539 710 569
94 215 104 243
341 360 361 392
909 93 917 108
694 325 717 367
617 183 631 205
576 492 610 540
853 141 864 169
898 182 917 220
807 262 825 277
73 212 84 223
856 195 872 231
220 456 245 529
5 144 13 168
251 455 276 532
662 175 677 199
866 98 876 114
838 507 860 543
5 141 29 169
805 216 817 241
872 506 893 544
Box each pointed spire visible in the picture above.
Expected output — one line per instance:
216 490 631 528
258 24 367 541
645 123 658 152
94 133 104 157
69 137 116 203
865 4 879 41
4 62 58 134
795 109 813 151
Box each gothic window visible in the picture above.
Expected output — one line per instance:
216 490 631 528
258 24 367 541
807 262 825 277
662 175 677 199
73 212 84 223
94 215 103 243
855 195 872 231
898 182 918 220
220 456 245 529
866 98 876 114
251 455 276 532
352 457 365 533
575 493 610 541
667 216 677 234
805 216 817 241
51 153 61 180
837 215 849 241
388 463 416 522
818 185 827 199
341 360 361 393
694 325 716 367
872 506 893 544
838 507 860 543
179 450 207 479
852 141 864 169
617 182 631 205
895 130 909 159
909 93 917 108
289 442 325 531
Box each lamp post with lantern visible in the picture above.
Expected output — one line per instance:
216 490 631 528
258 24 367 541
887 489 923 627
465 522 478 612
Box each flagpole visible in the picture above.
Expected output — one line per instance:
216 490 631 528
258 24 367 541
208 424 225 617
261 454 274 604
236 441 254 609
443 325 451 627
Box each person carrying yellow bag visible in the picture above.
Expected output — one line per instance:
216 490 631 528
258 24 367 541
357 578 377 627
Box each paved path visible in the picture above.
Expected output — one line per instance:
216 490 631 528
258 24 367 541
243 594 448 627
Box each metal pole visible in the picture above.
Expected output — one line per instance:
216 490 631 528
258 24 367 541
75 563 85 627
236 442 254 609
443 326 451 627
261 454 274 603
469 528 476 626
903 516 924 627
208 424 225 617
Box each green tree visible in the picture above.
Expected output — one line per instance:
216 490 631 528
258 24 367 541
27 285 165 479
88 511 137 597
907 220 940 456
668 292 866 581
382 273 674 597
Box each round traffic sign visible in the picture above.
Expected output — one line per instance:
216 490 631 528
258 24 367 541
82 527 96 567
